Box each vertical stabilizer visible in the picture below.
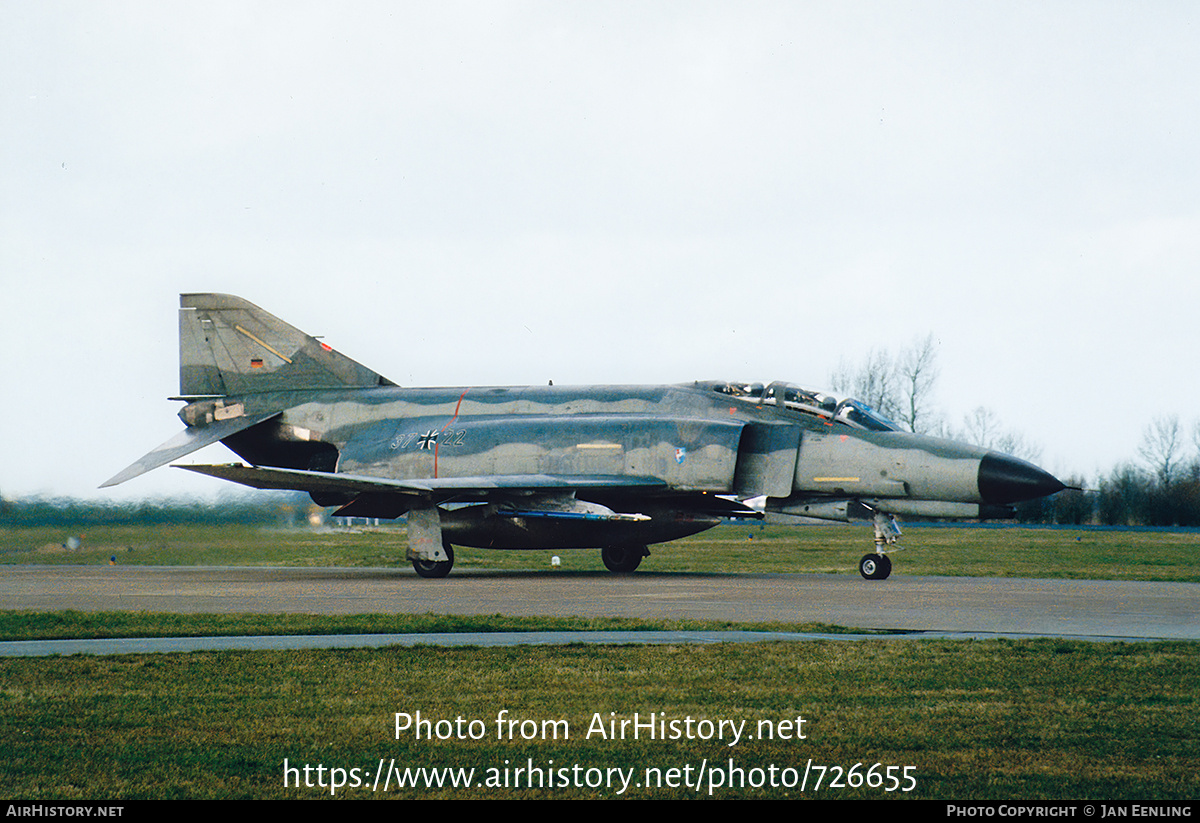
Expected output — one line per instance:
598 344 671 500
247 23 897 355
179 293 394 397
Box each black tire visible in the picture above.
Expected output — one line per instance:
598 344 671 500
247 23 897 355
601 545 645 573
413 542 454 578
859 552 891 580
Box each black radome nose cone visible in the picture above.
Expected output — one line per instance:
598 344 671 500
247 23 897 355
978 452 1066 504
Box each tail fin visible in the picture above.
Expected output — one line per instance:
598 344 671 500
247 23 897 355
179 293 394 397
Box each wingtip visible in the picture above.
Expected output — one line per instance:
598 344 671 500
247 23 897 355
98 468 138 489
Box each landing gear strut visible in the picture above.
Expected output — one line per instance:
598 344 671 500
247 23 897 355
601 544 647 573
413 540 454 578
859 512 901 580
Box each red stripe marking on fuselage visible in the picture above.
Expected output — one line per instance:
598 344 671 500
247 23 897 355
434 388 469 478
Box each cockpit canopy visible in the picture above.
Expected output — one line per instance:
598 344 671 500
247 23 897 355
707 380 903 433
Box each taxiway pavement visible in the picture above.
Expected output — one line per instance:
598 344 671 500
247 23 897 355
3 565 1195 640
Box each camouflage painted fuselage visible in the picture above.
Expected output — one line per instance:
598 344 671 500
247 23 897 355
194 378 1037 550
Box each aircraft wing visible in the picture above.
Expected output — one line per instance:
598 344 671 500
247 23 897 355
176 463 758 523
173 463 669 497
100 412 279 488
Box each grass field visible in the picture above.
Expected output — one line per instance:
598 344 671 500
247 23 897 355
1 522 1197 800
1 634 1196 800
4 521 1199 581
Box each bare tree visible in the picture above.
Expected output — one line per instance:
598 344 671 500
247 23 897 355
1139 414 1183 487
959 406 1042 462
896 334 939 434
830 335 942 433
992 430 1043 463
829 348 901 420
961 406 1000 449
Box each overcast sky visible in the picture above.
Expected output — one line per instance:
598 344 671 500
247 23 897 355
4 1 1199 500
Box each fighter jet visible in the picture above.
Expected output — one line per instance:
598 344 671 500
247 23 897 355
103 293 1065 580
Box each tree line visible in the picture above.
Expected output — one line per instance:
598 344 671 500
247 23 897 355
5 343 1198 528
831 337 1200 527
0 491 315 527
1073 415 1200 527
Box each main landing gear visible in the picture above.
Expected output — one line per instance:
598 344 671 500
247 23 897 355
601 544 648 573
412 540 454 578
859 512 901 580
411 543 651 577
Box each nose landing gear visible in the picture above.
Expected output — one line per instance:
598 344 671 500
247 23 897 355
858 552 892 580
859 512 901 580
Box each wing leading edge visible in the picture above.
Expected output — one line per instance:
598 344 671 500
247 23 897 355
174 463 669 496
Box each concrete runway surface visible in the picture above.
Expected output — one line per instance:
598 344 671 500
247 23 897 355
2 565 1196 644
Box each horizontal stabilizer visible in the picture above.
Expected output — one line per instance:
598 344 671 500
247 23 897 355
99 412 278 487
